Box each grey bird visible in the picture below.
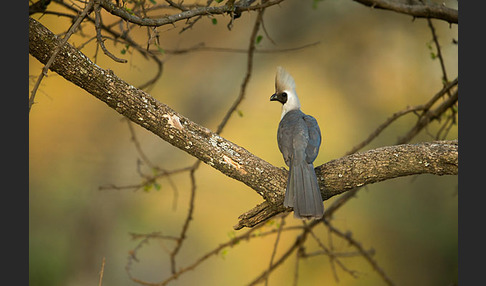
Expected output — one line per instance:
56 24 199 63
270 66 324 219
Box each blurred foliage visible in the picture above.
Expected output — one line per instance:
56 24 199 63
29 0 457 285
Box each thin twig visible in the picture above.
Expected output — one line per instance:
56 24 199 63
425 8 450 87
424 14 458 132
126 119 156 169
99 0 285 27
215 7 265 134
293 245 302 286
94 0 128 63
169 167 197 274
98 257 106 286
264 216 285 286
347 77 457 154
129 232 180 241
346 104 426 155
129 221 268 286
161 41 320 55
398 87 458 144
247 229 310 286
53 0 164 89
306 227 360 281
323 220 395 286
98 166 192 191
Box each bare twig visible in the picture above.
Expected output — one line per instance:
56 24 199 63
348 78 457 154
215 7 264 134
126 119 156 169
397 89 457 144
98 257 106 286
94 0 127 63
306 226 360 281
129 221 269 286
52 0 164 90
100 0 285 27
293 246 301 286
129 232 180 241
264 216 285 286
424 14 458 138
426 17 450 86
169 168 197 274
98 166 191 192
247 229 310 286
323 220 395 286
161 41 320 55
346 105 426 155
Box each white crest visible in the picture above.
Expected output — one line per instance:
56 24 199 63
275 66 296 92
275 67 301 118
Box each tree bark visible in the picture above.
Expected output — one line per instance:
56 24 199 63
29 18 458 229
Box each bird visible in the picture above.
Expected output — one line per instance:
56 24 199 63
270 66 324 219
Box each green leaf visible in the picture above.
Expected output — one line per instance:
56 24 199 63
121 44 130 55
154 182 161 191
212 18 218 25
227 231 236 239
215 0 224 3
237 110 244 117
255 35 263 44
124 7 134 15
143 184 152 192
149 0 157 4
312 0 324 9
220 248 228 259
451 105 458 113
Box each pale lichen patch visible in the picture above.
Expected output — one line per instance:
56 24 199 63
163 114 183 130
223 155 247 175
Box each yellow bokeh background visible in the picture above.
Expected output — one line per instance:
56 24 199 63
29 1 458 285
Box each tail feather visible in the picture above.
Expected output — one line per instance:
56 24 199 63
284 162 324 219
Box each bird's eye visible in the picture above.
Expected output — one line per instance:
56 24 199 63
281 92 287 99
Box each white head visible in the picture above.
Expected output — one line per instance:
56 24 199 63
270 66 301 119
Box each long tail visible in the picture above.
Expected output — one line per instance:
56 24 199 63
284 162 324 219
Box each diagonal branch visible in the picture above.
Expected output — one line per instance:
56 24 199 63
353 0 458 24
99 0 285 27
29 18 458 231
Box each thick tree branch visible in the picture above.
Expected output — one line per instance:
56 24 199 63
353 0 458 24
29 18 457 230
236 140 457 229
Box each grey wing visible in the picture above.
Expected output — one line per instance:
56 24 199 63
303 115 321 164
277 120 294 167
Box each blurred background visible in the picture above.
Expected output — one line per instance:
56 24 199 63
29 0 458 285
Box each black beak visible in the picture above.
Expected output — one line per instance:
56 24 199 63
270 93 278 101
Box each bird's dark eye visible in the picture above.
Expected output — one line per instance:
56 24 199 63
281 92 287 99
